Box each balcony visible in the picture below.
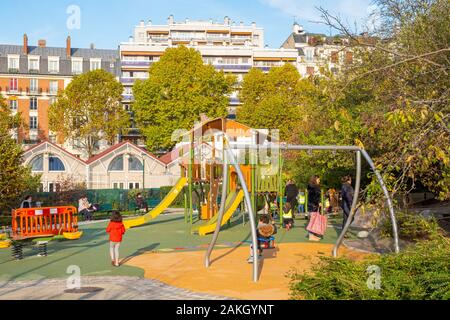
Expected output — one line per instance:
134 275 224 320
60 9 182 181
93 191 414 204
254 66 271 72
6 86 19 94
122 94 134 101
121 60 152 68
8 68 19 74
214 64 252 71
229 97 241 105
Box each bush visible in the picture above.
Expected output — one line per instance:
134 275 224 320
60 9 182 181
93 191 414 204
290 236 450 300
380 211 440 242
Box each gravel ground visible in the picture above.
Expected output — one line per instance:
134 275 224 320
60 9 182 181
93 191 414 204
0 276 233 300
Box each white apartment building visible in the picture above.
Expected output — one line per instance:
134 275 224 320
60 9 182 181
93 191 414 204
119 16 299 145
281 22 354 77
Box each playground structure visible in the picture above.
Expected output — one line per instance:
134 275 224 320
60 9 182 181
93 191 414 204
118 117 399 282
122 117 398 283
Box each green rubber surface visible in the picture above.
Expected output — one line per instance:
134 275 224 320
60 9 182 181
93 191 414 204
0 213 347 282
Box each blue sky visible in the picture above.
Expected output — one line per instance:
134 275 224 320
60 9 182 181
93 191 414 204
0 0 374 49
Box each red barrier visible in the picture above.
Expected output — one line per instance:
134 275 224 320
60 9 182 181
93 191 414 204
11 206 78 240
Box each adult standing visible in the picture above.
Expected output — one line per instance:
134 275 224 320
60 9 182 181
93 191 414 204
285 179 299 214
307 176 322 214
340 176 355 230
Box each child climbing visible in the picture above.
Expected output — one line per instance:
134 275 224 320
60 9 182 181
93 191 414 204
106 211 126 267
247 215 277 264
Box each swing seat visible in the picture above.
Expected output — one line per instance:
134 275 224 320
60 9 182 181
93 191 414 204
258 236 275 249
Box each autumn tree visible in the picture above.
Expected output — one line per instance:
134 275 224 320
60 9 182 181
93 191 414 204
49 69 129 158
309 0 450 199
133 46 235 152
0 97 40 214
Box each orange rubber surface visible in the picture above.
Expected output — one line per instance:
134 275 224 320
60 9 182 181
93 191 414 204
125 242 369 300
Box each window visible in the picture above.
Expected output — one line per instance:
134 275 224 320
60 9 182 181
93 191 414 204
72 59 83 74
9 78 18 92
221 57 239 65
8 55 19 71
124 87 133 95
49 81 58 95
129 156 143 171
113 182 125 189
49 156 65 171
48 57 59 73
30 78 38 93
133 72 148 79
30 97 38 110
203 57 215 65
90 59 101 71
30 155 44 172
331 51 338 63
129 182 140 190
48 182 61 193
29 116 38 129
305 49 314 62
28 57 40 71
108 155 124 171
345 52 353 64
9 99 18 110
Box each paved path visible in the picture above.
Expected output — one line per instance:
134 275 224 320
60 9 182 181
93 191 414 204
0 276 233 300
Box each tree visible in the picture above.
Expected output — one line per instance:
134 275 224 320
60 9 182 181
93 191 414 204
49 69 129 158
0 97 40 214
310 0 450 200
133 46 235 152
237 64 322 141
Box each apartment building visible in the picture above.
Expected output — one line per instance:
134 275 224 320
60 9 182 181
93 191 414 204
119 16 299 145
0 34 120 156
281 22 353 77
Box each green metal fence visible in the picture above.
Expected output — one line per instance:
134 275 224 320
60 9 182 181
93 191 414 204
28 188 183 212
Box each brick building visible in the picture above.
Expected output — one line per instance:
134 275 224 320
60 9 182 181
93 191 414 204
0 34 119 155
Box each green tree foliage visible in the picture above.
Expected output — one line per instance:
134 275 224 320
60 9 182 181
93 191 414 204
49 69 128 158
237 64 323 141
0 98 40 214
307 0 450 199
241 0 450 200
133 46 235 152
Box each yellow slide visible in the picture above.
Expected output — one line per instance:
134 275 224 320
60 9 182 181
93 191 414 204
124 177 187 230
198 190 244 236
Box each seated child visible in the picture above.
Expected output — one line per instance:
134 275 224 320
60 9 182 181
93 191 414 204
247 215 277 263
269 200 279 220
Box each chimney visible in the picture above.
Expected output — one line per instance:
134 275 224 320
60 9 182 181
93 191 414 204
224 16 230 25
168 15 174 25
38 39 46 48
252 22 256 28
23 34 28 55
66 36 71 58
90 43 95 50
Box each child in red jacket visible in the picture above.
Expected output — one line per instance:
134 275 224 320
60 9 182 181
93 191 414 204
106 211 126 267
